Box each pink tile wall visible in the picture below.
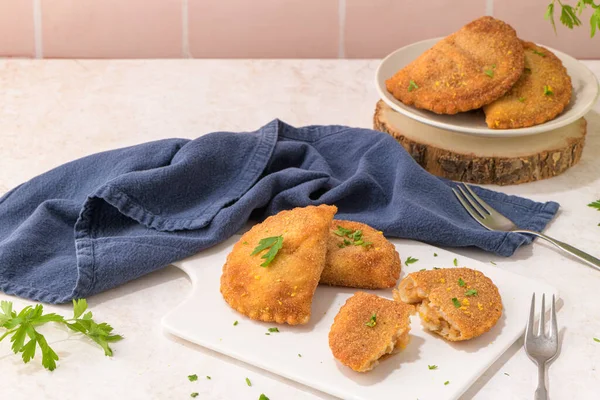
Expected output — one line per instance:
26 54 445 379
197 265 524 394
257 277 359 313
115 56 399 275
344 0 486 58
495 0 600 59
0 0 598 59
188 0 339 58
42 0 182 58
0 0 35 57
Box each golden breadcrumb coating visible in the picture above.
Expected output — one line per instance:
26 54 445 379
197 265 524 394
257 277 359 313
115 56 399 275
320 220 401 289
484 40 572 129
396 268 502 341
329 292 414 372
386 16 524 114
220 205 337 325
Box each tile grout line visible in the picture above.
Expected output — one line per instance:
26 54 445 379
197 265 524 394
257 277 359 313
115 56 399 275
486 0 494 16
33 0 43 58
338 0 346 58
182 0 191 58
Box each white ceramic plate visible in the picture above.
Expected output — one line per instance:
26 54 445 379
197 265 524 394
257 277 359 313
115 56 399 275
375 37 599 137
163 237 558 400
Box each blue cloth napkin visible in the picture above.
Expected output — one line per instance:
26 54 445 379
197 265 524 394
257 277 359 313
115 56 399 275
0 120 559 304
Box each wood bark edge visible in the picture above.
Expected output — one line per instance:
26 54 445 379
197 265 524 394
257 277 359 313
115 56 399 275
373 100 586 185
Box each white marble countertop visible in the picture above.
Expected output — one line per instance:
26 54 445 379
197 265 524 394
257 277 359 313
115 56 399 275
0 59 599 400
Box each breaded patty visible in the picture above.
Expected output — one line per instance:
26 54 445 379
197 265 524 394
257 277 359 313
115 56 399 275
329 292 414 372
395 268 502 341
320 220 401 289
220 205 337 325
484 41 572 129
386 16 524 114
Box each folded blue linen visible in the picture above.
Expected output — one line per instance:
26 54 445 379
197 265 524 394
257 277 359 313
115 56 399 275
0 120 558 303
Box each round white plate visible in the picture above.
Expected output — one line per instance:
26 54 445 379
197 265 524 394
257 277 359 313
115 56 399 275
375 37 600 137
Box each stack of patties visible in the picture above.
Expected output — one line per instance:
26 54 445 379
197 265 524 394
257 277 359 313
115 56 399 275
386 16 572 129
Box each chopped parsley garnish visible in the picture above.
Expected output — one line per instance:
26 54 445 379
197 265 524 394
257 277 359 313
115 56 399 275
333 226 353 236
504 372 510 376
259 395 270 400
206 376 211 380
594 337 600 342
533 49 546 57
233 320 238 326
465 289 478 296
458 278 466 287
268 327 279 333
434 253 438 257
451 298 461 308
365 313 377 327
490 261 497 265
444 381 450 385
491 64 496 68
188 374 198 382
433 267 441 270
589 200 600 211
543 85 553 96
251 236 284 267
242 241 248 245
518 97 526 103
428 365 438 370
484 69 494 78
298 353 302 357
246 377 252 386
453 258 458 266
420 268 426 271
265 333 270 335
405 256 419 265
334 226 372 248
191 393 199 398
408 80 419 92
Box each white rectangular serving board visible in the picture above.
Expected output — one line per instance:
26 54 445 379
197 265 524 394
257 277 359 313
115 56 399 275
162 237 558 400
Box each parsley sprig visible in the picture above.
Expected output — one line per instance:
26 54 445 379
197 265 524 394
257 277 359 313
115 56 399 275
589 200 600 210
251 236 284 267
405 256 419 265
545 0 600 38
0 299 123 371
333 226 372 248
365 313 377 327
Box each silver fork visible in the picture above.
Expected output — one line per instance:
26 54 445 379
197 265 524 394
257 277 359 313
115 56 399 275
452 183 600 272
525 293 559 400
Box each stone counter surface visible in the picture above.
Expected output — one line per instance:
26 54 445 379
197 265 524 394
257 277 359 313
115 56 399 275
0 59 599 400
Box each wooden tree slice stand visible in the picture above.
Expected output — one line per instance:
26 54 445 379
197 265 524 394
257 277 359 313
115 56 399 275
373 100 587 185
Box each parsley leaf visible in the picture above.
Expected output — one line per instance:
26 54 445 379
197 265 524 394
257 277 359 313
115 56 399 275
365 313 377 327
428 365 438 370
191 393 199 398
490 261 497 265
533 49 546 57
544 85 554 96
444 381 450 385
188 374 198 382
246 377 252 386
594 337 600 342
268 327 279 333
433 267 441 270
451 298 461 308
458 278 466 287
484 69 494 78
206 376 212 380
233 320 238 326
251 236 284 267
453 258 458 266
504 372 510 376
298 353 302 357
405 256 419 265
408 80 419 92
333 226 353 237
434 253 438 257
546 2 557 33
259 395 270 400
588 200 600 210
465 289 478 296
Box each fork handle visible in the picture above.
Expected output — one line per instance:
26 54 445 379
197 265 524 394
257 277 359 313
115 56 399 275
535 363 548 400
515 230 600 272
